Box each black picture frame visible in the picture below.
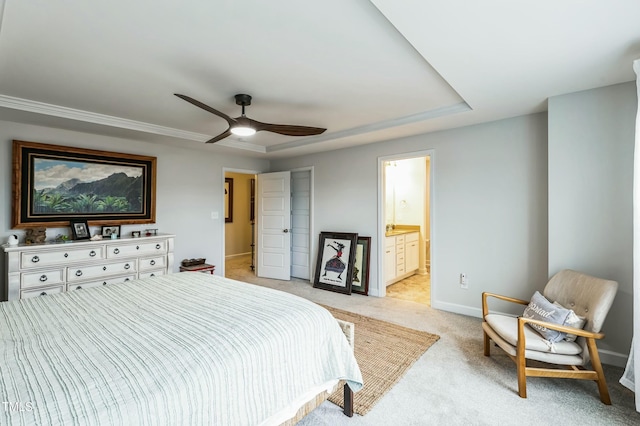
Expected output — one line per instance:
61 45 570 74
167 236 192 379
351 236 371 295
225 178 233 223
101 225 121 238
313 232 358 295
12 140 156 229
70 220 91 240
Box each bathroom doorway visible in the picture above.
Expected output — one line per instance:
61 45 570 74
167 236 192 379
379 152 432 306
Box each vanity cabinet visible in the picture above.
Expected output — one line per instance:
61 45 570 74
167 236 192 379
3 234 174 301
385 231 420 286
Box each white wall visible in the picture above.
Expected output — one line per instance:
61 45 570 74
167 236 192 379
548 81 636 362
0 121 270 283
271 113 549 314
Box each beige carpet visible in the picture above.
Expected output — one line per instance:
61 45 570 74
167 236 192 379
323 305 440 415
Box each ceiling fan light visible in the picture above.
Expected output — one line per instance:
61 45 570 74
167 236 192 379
230 126 256 136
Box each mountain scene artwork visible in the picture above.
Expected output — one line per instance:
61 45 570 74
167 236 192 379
31 158 144 215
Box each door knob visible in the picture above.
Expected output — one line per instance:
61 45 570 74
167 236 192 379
283 229 289 233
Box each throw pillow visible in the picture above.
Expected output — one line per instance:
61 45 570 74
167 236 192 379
553 301 587 342
522 291 572 342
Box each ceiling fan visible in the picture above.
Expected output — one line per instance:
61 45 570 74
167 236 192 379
175 93 327 144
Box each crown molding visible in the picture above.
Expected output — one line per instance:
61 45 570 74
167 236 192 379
267 101 471 152
0 94 267 153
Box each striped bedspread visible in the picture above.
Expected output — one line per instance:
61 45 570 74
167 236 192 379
0 273 363 425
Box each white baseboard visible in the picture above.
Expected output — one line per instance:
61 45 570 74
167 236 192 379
431 300 628 368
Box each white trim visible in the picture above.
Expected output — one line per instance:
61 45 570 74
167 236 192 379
290 166 315 281
268 102 470 153
0 94 268 153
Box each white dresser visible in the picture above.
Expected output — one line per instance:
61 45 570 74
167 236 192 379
2 234 175 301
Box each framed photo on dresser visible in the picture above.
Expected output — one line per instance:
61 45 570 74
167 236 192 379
70 220 90 240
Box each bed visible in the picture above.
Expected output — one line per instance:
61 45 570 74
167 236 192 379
0 273 363 425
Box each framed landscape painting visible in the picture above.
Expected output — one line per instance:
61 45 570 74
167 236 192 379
12 140 156 228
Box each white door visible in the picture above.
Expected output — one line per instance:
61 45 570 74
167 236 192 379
257 171 291 280
291 170 311 279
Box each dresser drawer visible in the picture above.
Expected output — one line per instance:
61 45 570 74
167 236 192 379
139 255 166 271
395 235 405 245
21 247 104 269
21 285 65 299
138 269 165 279
67 261 137 282
69 274 137 291
21 269 65 289
106 241 167 258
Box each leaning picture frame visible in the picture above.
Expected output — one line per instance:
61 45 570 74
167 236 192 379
12 140 156 228
351 236 371 295
225 178 233 223
70 220 91 240
313 231 358 295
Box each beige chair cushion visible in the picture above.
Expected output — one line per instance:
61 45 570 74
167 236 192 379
485 314 582 355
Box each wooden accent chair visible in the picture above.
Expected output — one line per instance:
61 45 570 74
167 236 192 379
482 269 618 403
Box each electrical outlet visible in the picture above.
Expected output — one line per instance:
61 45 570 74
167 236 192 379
459 273 468 289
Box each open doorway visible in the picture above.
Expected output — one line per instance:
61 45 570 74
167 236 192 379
224 171 257 282
224 168 314 282
380 153 432 306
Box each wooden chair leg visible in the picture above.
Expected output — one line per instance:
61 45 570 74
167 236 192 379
586 338 612 405
516 319 527 398
343 383 354 417
483 330 491 356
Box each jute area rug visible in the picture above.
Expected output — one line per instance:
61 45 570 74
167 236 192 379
323 306 440 416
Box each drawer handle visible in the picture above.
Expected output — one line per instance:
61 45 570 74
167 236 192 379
124 264 131 270
64 253 69 258
150 273 155 277
136 245 140 250
90 250 96 257
124 278 130 282
39 275 48 282
150 260 156 266
102 282 107 286
155 244 161 249
113 248 120 254
75 270 83 277
31 256 40 263
39 291 47 296
76 286 83 290
103 266 107 271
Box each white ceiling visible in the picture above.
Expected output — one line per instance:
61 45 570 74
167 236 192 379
0 0 638 158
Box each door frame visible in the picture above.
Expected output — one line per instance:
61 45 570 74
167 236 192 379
221 167 260 277
376 149 435 300
222 166 315 281
290 166 315 280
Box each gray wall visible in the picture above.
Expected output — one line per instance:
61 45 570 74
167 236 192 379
0 121 270 277
272 113 550 315
548 81 636 361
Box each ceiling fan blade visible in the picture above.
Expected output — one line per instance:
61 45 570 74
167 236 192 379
205 129 232 143
175 94 235 125
248 118 326 137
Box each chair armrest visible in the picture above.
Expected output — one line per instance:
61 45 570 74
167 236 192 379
517 317 605 340
482 292 529 317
